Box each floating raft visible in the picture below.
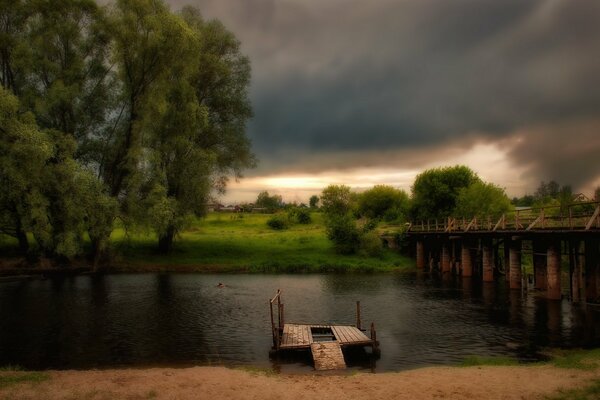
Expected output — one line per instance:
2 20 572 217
269 290 380 371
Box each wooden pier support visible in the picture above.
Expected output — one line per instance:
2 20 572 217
504 240 510 283
461 241 472 277
586 239 600 303
509 239 522 289
441 243 451 274
570 240 582 303
533 240 547 290
547 242 561 300
482 240 493 282
416 241 425 269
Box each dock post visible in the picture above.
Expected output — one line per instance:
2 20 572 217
461 240 472 277
370 322 380 356
547 241 561 300
509 238 522 289
416 240 425 269
356 301 361 330
482 240 493 282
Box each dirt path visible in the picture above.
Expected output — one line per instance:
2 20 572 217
1 365 597 400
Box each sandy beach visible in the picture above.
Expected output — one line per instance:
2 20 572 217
1 364 597 400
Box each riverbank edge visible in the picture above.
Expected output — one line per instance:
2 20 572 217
0 257 416 278
1 361 599 400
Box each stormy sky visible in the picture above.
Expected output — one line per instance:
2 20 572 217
163 0 600 202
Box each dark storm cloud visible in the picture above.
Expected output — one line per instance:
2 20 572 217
165 0 600 189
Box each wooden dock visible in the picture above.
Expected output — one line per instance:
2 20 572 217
269 290 380 371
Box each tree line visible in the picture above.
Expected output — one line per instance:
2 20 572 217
0 0 254 265
316 165 599 255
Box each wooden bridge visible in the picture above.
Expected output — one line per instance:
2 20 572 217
269 290 379 370
403 201 600 302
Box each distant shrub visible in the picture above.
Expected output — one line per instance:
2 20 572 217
296 208 312 224
325 213 360 254
286 207 312 224
267 214 289 230
359 231 383 257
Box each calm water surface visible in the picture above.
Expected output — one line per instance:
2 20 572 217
1 273 599 372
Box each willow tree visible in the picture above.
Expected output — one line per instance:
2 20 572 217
141 7 255 253
0 87 52 254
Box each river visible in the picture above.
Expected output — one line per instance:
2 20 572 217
1 272 598 372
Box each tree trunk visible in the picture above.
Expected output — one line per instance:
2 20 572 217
14 214 29 256
89 233 109 272
16 227 29 256
158 226 176 254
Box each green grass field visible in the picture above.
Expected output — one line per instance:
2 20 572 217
107 212 412 272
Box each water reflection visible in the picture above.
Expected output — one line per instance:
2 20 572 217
0 273 599 372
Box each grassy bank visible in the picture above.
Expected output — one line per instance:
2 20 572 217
111 212 412 272
460 349 600 400
0 212 412 273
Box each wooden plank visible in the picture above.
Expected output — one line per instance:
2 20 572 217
331 326 351 343
310 342 346 370
586 206 600 230
347 326 371 342
343 326 360 342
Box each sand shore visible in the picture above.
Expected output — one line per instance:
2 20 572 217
1 364 597 400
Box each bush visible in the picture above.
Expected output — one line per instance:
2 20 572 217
266 214 289 230
359 231 383 257
325 213 360 254
296 208 312 224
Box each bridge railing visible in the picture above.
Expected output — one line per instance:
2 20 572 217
409 201 600 233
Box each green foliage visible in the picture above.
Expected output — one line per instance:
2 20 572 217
0 87 52 254
256 191 282 212
411 165 479 220
512 194 535 207
546 380 600 400
550 348 600 371
0 371 49 389
325 213 360 254
321 185 354 216
309 195 319 208
110 212 413 272
296 208 312 224
266 214 289 230
358 185 409 222
287 207 311 224
455 181 512 218
358 231 383 257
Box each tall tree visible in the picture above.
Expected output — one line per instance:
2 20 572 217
411 165 479 220
0 0 28 93
454 181 511 218
0 87 51 254
138 6 255 252
357 185 409 221
12 0 112 155
102 0 193 200
309 195 319 209
320 185 354 217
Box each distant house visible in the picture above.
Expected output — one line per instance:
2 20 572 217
219 205 241 212
206 203 224 212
